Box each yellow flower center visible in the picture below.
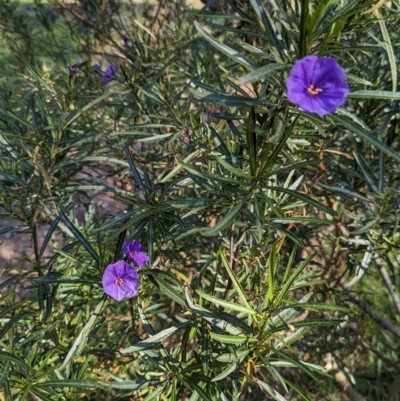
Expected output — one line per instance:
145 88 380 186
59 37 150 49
115 278 124 286
307 84 323 96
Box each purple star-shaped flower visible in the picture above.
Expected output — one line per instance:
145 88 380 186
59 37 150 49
102 260 140 301
93 63 102 74
123 240 149 267
68 65 80 76
286 55 349 117
102 64 118 85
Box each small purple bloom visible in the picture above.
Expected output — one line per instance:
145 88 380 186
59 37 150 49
102 260 140 301
93 63 102 74
123 240 149 267
123 37 130 46
67 65 80 76
286 55 349 117
25 5 33 12
102 64 118 85
49 8 57 21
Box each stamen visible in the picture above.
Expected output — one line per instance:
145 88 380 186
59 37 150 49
131 251 136 257
115 277 124 286
307 84 323 96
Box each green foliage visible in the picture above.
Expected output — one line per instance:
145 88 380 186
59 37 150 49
1 0 400 400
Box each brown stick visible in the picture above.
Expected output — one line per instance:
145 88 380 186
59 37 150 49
341 281 400 338
375 254 400 315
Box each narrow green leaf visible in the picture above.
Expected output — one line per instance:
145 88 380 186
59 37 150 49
274 253 318 307
264 186 336 216
202 194 251 237
58 208 100 264
209 332 251 344
249 0 286 60
374 8 397 92
61 297 109 373
124 143 145 191
238 63 287 84
148 274 186 306
35 380 106 390
64 93 110 128
190 88 275 108
196 289 257 315
211 360 239 382
348 90 400 100
219 251 252 310
195 23 258 69
330 114 400 163
185 288 243 335
0 351 30 377
17 45 57 95
121 322 190 354
159 150 202 183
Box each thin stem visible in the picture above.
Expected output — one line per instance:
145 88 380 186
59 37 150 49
341 280 400 338
299 0 309 58
375 254 400 315
129 298 136 332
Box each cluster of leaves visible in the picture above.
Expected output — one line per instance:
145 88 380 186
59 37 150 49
0 0 400 400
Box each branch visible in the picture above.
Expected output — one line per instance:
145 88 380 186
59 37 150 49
341 281 400 338
324 354 367 401
375 254 400 315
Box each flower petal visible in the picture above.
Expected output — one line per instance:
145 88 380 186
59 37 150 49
287 55 318 88
286 55 349 116
102 64 118 85
133 252 149 267
102 261 140 301
314 57 346 88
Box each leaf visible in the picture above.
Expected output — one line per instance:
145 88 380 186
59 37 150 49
0 351 30 377
196 289 257 315
202 194 251 237
211 360 239 382
17 44 56 95
249 0 286 60
58 207 100 264
120 322 190 354
185 288 244 335
209 332 252 344
61 297 109 373
330 114 400 163
195 23 258 69
264 186 336 216
238 63 287 84
146 272 186 306
274 253 318 307
374 8 397 92
219 251 252 310
190 88 275 108
159 150 202 183
64 93 111 127
39 214 61 260
348 90 400 100
124 143 145 191
254 377 287 401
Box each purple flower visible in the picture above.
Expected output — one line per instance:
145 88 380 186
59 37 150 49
68 65 80 76
93 63 102 74
123 240 148 267
102 64 118 85
123 37 130 46
102 260 140 301
49 8 57 22
286 55 349 117
25 5 33 12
